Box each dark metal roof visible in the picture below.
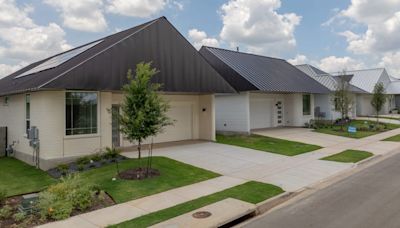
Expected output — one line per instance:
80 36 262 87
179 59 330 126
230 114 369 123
199 47 330 94
0 17 235 96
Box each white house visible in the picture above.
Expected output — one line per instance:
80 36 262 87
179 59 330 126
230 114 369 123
296 64 367 120
199 47 330 134
0 17 235 170
332 68 395 116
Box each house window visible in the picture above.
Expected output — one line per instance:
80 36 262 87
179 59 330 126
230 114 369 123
26 94 30 134
66 92 98 135
302 94 311 115
3 96 9 106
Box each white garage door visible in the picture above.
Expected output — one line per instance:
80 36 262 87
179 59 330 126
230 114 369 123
250 98 273 129
154 103 193 143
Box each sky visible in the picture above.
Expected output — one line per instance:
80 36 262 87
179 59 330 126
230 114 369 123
0 0 400 79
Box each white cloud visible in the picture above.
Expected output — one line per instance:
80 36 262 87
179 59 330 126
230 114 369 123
172 1 184 11
107 0 167 18
337 0 400 54
287 54 308 65
44 0 107 32
0 0 70 78
0 62 27 79
379 52 400 76
188 29 219 50
318 56 365 73
219 0 301 55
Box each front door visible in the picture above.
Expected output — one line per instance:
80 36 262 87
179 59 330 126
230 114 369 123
111 105 120 147
276 100 284 126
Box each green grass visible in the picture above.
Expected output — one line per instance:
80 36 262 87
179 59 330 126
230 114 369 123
109 181 284 228
80 157 220 203
216 134 321 156
0 158 56 197
314 120 400 139
321 150 373 163
383 134 400 142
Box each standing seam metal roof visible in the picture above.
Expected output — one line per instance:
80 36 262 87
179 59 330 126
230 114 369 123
200 47 330 94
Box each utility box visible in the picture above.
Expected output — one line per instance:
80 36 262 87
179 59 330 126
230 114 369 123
0 127 6 157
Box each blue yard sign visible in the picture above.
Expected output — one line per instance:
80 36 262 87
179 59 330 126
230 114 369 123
348 126 357 133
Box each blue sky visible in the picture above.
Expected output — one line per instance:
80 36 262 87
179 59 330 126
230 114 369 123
1 0 400 77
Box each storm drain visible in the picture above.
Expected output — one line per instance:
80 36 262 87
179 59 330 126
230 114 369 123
192 211 212 219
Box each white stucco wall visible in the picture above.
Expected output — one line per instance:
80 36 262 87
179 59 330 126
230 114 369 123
314 93 357 120
356 94 390 116
285 93 315 127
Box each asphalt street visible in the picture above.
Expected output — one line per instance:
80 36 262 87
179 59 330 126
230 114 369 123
245 153 400 228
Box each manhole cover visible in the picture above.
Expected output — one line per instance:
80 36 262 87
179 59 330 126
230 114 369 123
192 211 212 219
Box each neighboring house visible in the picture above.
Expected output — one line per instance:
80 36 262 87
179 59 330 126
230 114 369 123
331 68 395 116
296 64 367 120
386 76 400 110
0 17 234 170
199 47 330 134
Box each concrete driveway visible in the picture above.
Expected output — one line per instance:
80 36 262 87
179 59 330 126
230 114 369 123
122 142 352 192
253 127 355 147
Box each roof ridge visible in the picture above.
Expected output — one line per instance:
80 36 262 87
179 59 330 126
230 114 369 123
38 17 164 88
202 46 286 62
333 67 385 74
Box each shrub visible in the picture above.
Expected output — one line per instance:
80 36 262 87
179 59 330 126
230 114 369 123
91 153 102 162
76 156 91 165
57 164 69 175
103 147 121 160
0 189 7 205
13 211 26 222
37 174 96 220
77 164 85 171
0 205 13 219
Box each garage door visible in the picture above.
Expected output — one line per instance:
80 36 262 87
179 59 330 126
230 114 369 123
250 98 273 129
154 103 193 143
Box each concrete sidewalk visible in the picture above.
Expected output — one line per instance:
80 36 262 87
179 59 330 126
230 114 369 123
40 128 400 228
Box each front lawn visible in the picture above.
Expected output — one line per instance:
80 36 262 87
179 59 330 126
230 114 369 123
0 158 56 197
321 150 373 163
383 134 400 142
216 134 321 156
80 156 220 203
109 181 284 228
314 120 400 139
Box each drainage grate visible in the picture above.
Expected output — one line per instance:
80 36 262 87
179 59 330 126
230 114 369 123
192 211 212 219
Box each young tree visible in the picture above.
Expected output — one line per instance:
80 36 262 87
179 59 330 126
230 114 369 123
332 70 353 125
119 62 172 169
371 82 387 123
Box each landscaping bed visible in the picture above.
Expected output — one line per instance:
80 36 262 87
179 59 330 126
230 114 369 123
321 150 373 163
216 134 321 156
109 181 284 228
313 120 400 139
48 148 127 178
0 175 115 228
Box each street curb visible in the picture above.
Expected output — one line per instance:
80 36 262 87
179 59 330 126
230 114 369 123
255 190 304 215
356 154 382 165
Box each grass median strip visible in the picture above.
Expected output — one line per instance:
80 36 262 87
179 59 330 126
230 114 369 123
216 134 321 156
0 158 56 197
109 181 284 228
321 150 373 163
80 156 220 203
382 134 400 142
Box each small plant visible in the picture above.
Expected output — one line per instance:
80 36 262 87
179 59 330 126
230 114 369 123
77 164 85 171
76 156 91 165
57 164 69 175
0 205 13 219
103 147 121 160
13 211 26 222
0 189 7 205
91 153 102 162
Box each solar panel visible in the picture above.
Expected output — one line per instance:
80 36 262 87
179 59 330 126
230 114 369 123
15 40 103 79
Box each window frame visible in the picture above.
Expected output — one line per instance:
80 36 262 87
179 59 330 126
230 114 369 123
25 94 30 134
302 94 311 116
64 91 100 137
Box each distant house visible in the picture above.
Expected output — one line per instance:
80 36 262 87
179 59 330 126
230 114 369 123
296 64 367 120
0 17 234 169
200 47 330 134
331 68 395 116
